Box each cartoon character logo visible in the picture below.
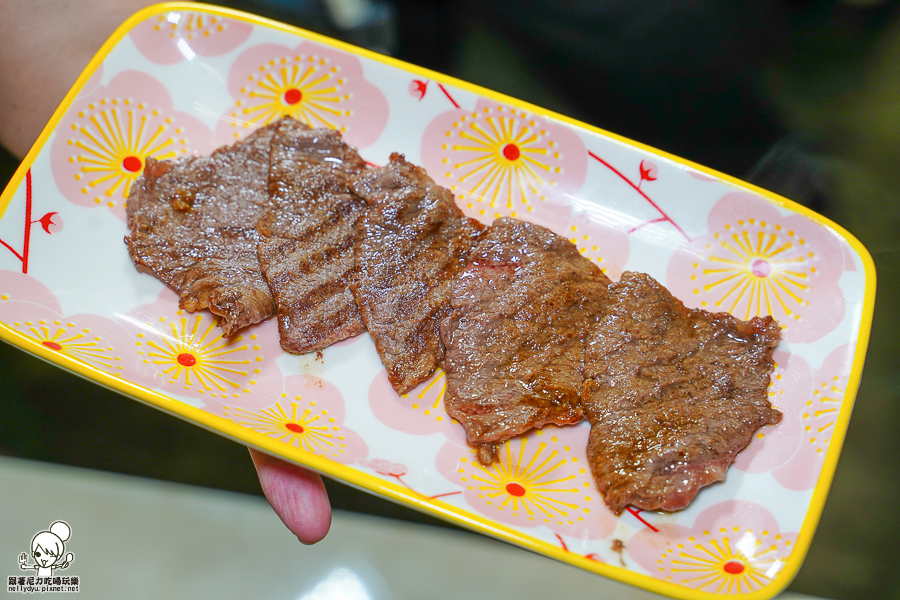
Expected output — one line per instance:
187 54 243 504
19 521 74 578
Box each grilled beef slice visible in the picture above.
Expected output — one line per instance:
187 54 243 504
126 124 278 336
441 218 611 464
351 153 486 395
257 118 368 353
582 271 782 514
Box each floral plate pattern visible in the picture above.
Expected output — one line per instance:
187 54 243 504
0 4 875 600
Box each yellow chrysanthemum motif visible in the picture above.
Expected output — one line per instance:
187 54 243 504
233 55 348 134
662 529 789 594
136 312 259 399
467 438 581 523
68 99 187 208
13 319 121 373
754 367 784 442
225 401 342 454
805 375 845 455
152 12 225 39
569 224 605 268
402 369 448 423
697 219 811 322
444 106 559 213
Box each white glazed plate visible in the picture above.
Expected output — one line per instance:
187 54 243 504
0 4 875 599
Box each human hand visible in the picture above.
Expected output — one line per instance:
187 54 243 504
0 0 164 158
248 448 332 544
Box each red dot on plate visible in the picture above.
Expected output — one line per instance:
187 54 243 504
176 353 197 367
284 88 303 105
42 341 62 351
285 422 305 434
502 143 520 161
505 482 526 497
122 156 143 172
723 560 745 575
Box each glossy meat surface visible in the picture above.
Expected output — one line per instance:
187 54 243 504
582 271 782 514
441 218 611 464
257 118 368 353
351 153 486 395
126 125 277 335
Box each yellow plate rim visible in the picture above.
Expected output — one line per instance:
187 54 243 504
0 3 877 599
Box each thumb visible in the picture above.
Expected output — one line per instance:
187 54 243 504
249 448 332 544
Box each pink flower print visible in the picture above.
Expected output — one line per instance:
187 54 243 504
628 500 797 594
420 98 588 227
0 302 142 379
0 270 62 311
436 425 617 540
224 374 369 465
367 369 467 444
567 211 630 281
359 457 462 499
34 212 63 235
687 169 720 182
129 11 253 65
732 350 813 474
773 344 854 490
77 63 104 99
119 289 283 413
409 79 428 100
842 244 858 271
666 192 846 343
50 70 214 221
217 41 389 149
639 159 658 183
361 458 408 477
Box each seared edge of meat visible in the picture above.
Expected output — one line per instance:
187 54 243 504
582 271 782 514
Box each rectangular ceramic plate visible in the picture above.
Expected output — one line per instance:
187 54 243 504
0 3 875 598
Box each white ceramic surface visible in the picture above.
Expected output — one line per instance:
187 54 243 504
0 4 874 599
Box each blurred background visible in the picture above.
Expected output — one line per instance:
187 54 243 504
2 1 899 598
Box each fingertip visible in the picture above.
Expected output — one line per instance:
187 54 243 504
249 448 332 544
